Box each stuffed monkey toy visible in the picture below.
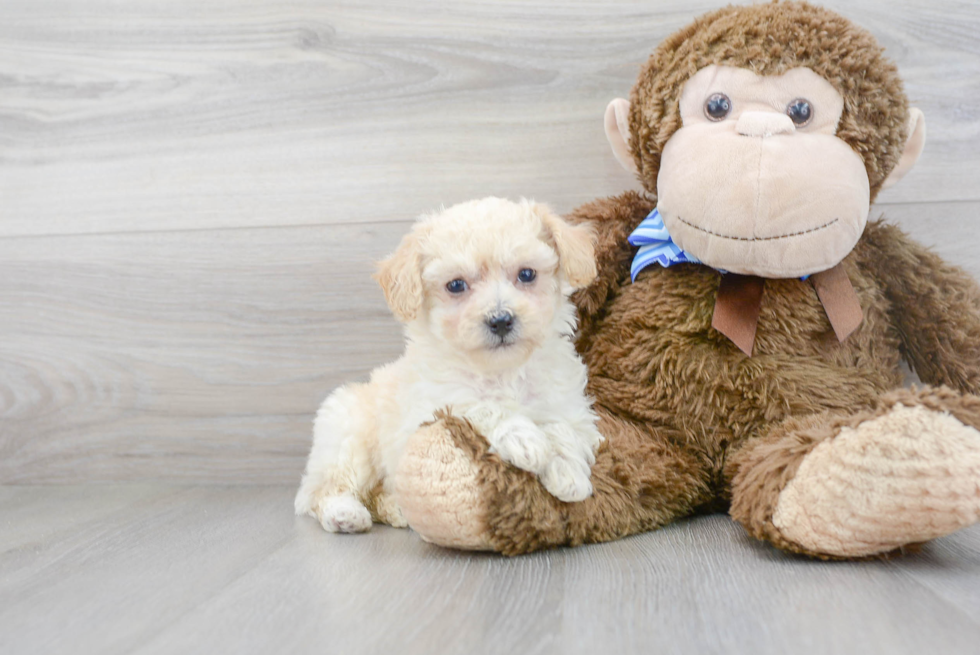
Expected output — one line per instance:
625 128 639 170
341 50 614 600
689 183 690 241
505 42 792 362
393 1 980 558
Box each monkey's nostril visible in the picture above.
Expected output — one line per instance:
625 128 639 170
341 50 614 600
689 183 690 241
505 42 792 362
485 312 514 337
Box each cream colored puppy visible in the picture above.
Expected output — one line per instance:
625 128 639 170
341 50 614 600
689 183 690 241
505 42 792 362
294 197 603 533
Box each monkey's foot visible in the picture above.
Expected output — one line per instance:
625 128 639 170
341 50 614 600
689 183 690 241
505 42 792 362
773 402 980 557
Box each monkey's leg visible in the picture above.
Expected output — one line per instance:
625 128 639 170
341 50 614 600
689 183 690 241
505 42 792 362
394 410 714 555
727 387 980 559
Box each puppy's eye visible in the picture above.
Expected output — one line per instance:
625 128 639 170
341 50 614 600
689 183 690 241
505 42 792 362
704 93 732 121
517 268 536 283
786 98 813 126
446 279 468 294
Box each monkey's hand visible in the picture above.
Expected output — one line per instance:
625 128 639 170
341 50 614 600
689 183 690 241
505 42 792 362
863 220 980 395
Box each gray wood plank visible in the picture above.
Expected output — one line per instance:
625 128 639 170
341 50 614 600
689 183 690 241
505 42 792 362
0 486 296 655
120 516 980 655
552 519 980 653
1 0 978 239
0 484 179 552
2 486 979 655
887 524 980 623
0 221 406 483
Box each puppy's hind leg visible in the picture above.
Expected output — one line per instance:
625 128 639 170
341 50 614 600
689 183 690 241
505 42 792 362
294 384 378 533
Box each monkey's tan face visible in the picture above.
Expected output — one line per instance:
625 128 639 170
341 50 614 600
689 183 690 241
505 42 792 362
656 66 871 278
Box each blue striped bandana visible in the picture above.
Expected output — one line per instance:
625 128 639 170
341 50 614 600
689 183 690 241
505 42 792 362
627 208 700 281
628 207 812 286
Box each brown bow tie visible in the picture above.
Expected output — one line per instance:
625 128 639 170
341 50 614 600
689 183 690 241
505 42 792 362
711 263 864 356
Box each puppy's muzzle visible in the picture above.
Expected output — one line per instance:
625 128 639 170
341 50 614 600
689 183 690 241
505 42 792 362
485 311 515 338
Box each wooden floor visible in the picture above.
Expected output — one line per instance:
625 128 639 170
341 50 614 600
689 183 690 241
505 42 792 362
2 1 980 653
2 485 979 655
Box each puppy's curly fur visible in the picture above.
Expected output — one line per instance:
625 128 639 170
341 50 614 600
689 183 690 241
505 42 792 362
294 197 603 532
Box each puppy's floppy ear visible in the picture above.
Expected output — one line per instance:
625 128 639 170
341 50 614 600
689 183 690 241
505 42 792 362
374 230 425 322
532 202 597 289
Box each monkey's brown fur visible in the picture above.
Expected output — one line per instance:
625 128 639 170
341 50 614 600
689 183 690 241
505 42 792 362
394 2 980 557
629 1 909 201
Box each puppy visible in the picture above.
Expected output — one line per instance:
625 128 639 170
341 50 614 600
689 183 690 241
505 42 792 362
294 197 603 533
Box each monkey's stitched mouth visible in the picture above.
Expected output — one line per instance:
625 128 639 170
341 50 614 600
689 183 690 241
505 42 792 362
673 216 839 242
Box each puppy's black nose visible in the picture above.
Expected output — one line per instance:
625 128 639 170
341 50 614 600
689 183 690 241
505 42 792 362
486 312 514 337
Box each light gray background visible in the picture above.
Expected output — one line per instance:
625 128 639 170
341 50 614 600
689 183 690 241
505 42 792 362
1 1 979 653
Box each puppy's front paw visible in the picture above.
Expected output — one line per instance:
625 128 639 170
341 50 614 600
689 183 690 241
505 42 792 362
540 456 593 503
317 495 373 533
488 416 551 473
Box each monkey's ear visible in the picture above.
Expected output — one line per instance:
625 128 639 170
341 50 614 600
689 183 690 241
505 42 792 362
533 203 598 289
604 98 639 175
374 231 425 322
881 108 926 191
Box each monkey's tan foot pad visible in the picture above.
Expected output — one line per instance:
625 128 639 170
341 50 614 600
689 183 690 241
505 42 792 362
773 403 980 557
395 420 493 551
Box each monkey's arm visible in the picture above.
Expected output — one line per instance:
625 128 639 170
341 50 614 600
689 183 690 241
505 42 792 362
861 220 980 394
566 191 655 321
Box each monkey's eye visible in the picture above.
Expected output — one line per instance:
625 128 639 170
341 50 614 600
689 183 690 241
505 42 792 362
704 93 732 121
786 99 813 126
446 279 468 294
517 268 536 283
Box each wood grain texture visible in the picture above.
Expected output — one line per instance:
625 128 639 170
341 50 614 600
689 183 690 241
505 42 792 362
1 0 979 238
0 222 406 483
1 485 979 655
0 0 979 484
